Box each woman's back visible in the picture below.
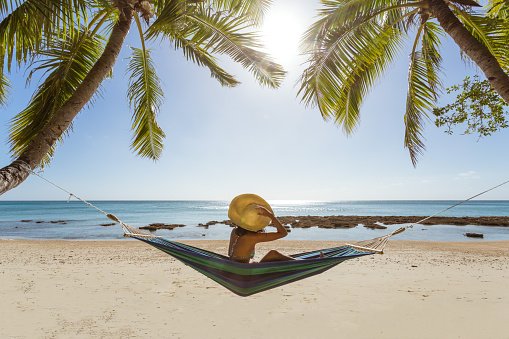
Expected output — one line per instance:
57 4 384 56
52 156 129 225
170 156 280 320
229 228 256 263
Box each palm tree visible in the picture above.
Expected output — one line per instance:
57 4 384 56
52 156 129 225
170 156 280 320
298 0 509 165
0 0 285 195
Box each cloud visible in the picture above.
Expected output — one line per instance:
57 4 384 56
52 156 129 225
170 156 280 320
455 171 480 180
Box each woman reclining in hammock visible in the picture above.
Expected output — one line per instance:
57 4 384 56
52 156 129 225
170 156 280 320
227 194 297 263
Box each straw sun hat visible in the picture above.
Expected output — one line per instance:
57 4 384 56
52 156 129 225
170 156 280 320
228 193 274 232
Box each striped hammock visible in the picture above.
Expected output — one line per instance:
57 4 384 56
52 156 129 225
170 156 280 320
134 236 375 296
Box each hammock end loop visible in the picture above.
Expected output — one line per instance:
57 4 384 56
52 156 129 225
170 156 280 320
106 214 120 223
392 227 406 236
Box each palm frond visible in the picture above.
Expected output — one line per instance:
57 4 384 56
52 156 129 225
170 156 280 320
301 0 422 54
173 35 240 87
405 25 441 166
453 4 509 71
150 2 285 88
451 4 498 56
487 0 509 19
0 71 11 106
210 0 273 25
0 0 89 72
190 9 285 87
298 18 406 130
421 22 443 96
126 47 166 160
8 27 106 168
150 0 167 16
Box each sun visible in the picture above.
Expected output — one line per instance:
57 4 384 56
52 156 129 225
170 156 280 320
260 7 305 67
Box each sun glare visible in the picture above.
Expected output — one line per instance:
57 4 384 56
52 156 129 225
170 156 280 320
261 8 305 67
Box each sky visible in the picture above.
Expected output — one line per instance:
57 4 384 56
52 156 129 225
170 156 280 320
0 0 508 201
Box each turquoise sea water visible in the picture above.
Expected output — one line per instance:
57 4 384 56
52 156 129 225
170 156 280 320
0 200 508 241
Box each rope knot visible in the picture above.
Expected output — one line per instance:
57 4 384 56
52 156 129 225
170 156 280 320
106 214 120 223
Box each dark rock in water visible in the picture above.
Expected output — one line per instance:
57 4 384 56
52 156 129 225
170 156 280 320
100 223 116 227
20 220 32 222
224 220 234 227
191 215 509 233
36 221 45 224
140 223 186 230
363 224 388 230
333 223 356 229
465 233 484 238
261 215 509 229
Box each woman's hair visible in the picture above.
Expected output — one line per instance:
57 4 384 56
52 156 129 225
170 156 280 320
234 226 249 236
234 226 265 236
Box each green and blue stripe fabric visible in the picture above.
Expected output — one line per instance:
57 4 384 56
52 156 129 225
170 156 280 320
134 237 374 296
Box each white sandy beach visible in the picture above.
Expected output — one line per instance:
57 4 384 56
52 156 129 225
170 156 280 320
1 239 508 338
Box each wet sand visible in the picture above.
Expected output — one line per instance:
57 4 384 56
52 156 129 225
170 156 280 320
1 239 508 338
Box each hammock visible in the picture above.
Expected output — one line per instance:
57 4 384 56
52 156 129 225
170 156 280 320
114 218 403 296
133 236 374 296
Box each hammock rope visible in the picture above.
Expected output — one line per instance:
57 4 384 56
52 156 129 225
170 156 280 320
346 180 509 253
21 164 158 239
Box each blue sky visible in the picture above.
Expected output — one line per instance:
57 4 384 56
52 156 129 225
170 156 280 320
0 0 508 201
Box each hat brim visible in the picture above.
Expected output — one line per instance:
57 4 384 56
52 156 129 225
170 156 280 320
228 194 274 232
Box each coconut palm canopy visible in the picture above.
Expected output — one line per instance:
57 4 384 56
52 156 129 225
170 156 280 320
0 0 285 194
298 0 509 165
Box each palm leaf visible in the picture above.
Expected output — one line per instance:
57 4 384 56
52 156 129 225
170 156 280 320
335 26 406 133
451 4 498 56
421 22 443 96
174 35 241 87
300 0 453 165
8 27 106 168
299 17 405 132
453 4 509 71
0 71 11 106
405 24 441 166
487 0 509 19
189 8 284 87
126 47 166 160
210 0 273 25
303 0 421 44
149 0 285 88
489 2 509 69
0 0 89 72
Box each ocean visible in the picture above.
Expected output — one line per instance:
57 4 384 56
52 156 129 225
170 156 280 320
1 200 508 241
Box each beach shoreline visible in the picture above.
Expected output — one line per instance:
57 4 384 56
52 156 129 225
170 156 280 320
1 239 508 338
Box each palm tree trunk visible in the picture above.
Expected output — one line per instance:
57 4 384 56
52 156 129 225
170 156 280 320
429 0 509 103
0 5 133 196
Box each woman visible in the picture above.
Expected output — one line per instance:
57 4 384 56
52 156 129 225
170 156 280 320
227 194 296 263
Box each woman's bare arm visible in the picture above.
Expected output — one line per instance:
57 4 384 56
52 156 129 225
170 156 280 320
251 205 288 242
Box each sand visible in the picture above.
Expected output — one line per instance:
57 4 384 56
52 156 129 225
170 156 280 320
1 238 508 338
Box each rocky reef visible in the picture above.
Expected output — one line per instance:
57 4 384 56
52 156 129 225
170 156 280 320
138 215 509 231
